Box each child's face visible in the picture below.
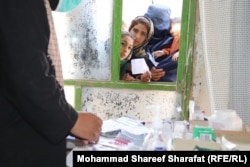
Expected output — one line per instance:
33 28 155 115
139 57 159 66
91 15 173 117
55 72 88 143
170 23 181 37
120 35 134 60
129 23 148 47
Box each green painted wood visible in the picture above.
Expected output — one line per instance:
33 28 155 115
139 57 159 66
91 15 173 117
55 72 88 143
111 0 122 82
63 0 198 120
176 0 198 120
74 86 82 111
64 80 177 91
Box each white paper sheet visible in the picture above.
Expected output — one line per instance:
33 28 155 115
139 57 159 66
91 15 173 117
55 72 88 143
147 52 159 66
131 58 149 74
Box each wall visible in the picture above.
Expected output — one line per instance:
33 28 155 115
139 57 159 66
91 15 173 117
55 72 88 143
190 3 211 116
81 88 182 121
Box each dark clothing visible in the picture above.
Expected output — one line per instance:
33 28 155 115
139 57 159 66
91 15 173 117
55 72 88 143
120 59 129 80
0 0 77 167
156 54 178 72
144 4 173 54
155 54 178 82
146 53 178 82
144 4 177 82
49 0 60 10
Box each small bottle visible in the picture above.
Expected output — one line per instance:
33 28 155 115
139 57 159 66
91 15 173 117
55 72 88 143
142 105 167 151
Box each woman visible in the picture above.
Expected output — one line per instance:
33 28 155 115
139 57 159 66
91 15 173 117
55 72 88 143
144 4 178 82
144 4 173 55
123 16 154 82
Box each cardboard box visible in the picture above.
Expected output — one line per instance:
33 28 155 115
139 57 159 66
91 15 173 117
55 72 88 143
214 130 250 150
189 120 208 132
172 138 221 150
188 120 250 150
189 120 249 132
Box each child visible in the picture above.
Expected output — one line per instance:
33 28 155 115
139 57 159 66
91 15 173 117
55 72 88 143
120 30 134 80
152 17 181 61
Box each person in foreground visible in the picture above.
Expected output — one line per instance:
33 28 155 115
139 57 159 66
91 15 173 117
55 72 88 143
0 0 102 167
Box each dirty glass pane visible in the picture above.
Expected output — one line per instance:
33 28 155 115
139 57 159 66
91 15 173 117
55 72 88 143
53 0 113 80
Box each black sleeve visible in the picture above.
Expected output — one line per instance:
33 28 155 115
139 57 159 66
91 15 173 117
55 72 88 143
0 0 78 144
49 0 60 10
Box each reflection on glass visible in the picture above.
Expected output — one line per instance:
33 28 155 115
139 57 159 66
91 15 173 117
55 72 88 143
121 0 183 82
52 0 113 80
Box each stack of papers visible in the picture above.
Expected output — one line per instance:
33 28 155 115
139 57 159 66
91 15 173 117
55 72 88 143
101 116 147 138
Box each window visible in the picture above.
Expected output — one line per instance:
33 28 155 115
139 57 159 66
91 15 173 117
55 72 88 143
52 0 197 119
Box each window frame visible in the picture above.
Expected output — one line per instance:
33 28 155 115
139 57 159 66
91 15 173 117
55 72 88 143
64 0 198 120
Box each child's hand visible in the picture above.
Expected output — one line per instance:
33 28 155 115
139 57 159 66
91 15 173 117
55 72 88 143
153 50 165 59
172 52 179 61
122 73 136 81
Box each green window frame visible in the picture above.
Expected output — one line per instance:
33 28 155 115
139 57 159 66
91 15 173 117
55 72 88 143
64 0 197 120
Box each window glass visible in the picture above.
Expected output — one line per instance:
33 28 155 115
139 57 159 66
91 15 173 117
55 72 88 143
53 0 113 80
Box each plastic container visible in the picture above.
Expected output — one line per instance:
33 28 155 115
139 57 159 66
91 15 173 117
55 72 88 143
141 105 167 151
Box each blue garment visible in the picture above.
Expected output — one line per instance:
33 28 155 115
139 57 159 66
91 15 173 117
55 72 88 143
147 53 178 82
156 54 177 71
144 4 177 82
144 4 173 53
156 54 177 82
159 68 177 82
56 0 82 12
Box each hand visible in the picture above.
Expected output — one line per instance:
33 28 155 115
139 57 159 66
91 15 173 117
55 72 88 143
172 52 179 62
150 67 165 81
73 138 92 146
122 73 136 81
70 112 103 144
140 71 151 82
153 50 165 59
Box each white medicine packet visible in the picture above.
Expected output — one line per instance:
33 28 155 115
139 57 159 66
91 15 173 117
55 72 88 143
131 58 149 74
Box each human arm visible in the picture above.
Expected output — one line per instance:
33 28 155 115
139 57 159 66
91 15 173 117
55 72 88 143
152 50 166 59
161 37 180 58
0 0 101 144
70 112 102 144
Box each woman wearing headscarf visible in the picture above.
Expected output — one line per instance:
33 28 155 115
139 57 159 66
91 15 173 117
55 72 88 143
144 4 178 82
144 4 173 54
123 16 154 82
